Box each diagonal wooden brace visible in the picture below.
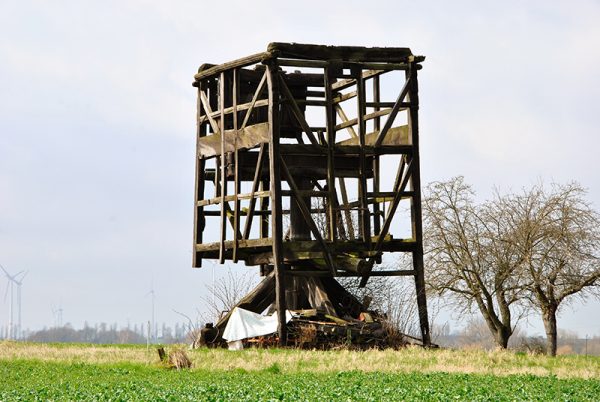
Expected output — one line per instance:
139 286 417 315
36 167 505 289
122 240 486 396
359 158 413 287
279 155 337 275
373 75 411 147
278 75 319 145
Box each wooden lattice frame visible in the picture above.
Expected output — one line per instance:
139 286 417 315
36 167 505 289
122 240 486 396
192 43 430 346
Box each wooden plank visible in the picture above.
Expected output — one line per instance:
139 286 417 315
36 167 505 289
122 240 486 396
197 122 269 159
199 91 220 135
233 69 240 263
356 73 371 244
332 70 384 91
360 159 413 287
374 76 411 147
195 236 417 255
247 251 367 273
282 72 326 87
321 276 363 317
242 143 267 240
406 67 431 346
197 190 270 207
302 277 336 315
337 125 408 146
257 179 270 276
344 61 417 71
241 71 268 129
199 99 269 125
193 82 208 268
372 75 381 237
332 91 357 104
219 72 227 264
334 191 413 210
324 67 337 242
198 124 408 159
335 105 357 138
217 151 374 181
266 63 287 346
306 90 325 97
296 99 326 107
267 42 413 62
276 58 329 68
366 101 397 108
338 177 355 240
287 269 416 277
203 209 272 217
335 108 392 131
279 143 413 156
194 52 270 82
282 190 328 197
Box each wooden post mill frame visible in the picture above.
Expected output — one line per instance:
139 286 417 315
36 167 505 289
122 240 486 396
192 43 431 346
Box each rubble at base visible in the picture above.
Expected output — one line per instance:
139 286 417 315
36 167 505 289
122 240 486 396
196 308 429 350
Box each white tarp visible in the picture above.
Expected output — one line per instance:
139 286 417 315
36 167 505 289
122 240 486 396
222 307 293 342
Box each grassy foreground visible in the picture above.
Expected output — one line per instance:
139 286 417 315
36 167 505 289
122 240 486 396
1 342 600 401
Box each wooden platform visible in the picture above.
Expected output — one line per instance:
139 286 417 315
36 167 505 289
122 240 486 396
195 236 416 274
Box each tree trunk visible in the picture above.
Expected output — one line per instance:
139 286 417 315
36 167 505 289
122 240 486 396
542 305 558 356
494 326 510 349
476 298 512 349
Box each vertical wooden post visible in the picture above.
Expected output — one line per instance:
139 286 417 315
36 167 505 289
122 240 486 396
324 67 337 242
259 179 270 276
406 65 431 346
288 177 311 310
372 75 381 236
193 82 207 268
356 70 371 245
219 72 227 264
266 61 287 346
232 69 241 263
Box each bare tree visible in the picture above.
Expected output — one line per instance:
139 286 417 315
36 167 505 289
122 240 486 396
201 267 259 322
502 183 600 356
340 273 420 337
423 177 527 349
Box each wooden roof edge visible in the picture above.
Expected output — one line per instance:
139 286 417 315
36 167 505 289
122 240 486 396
267 42 416 62
193 43 424 85
193 51 272 83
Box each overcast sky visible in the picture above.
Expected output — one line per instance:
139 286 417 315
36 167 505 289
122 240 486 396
1 0 599 337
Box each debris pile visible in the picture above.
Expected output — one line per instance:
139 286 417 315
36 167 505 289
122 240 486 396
197 307 425 350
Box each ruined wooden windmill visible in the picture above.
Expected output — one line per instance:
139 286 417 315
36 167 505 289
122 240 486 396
192 43 430 347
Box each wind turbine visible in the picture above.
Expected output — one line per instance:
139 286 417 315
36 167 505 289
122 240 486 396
14 271 27 339
145 285 156 343
52 305 63 328
1 264 27 340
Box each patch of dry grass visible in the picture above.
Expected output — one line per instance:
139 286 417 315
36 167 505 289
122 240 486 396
1 341 599 379
0 341 155 364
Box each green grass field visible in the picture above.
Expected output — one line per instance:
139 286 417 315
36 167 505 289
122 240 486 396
1 342 599 401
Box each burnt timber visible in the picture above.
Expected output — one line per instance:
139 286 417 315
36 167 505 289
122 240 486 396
192 42 431 346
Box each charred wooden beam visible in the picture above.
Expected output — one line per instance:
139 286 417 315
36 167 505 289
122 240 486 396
267 42 413 62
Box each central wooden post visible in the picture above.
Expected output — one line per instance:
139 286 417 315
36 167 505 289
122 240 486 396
287 177 312 309
266 62 287 346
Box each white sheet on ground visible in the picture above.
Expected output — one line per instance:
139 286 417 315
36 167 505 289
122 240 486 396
227 340 243 350
222 307 293 342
